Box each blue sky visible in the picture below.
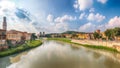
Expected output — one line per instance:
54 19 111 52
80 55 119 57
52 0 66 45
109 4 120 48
0 0 120 33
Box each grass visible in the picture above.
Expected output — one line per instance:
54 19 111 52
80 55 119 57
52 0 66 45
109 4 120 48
48 38 119 53
48 38 71 43
0 40 42 58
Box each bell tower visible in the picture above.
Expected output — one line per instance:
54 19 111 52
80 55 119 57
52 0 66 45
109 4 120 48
3 17 7 30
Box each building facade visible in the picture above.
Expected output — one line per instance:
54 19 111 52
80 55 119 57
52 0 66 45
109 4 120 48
0 17 7 46
0 17 32 51
7 30 31 44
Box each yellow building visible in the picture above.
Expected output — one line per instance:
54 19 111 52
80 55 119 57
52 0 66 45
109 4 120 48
63 34 72 38
115 36 120 41
101 32 107 39
76 33 94 40
77 33 87 39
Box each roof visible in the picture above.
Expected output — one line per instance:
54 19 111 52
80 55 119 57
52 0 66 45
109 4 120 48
0 29 6 31
7 30 31 35
7 30 19 34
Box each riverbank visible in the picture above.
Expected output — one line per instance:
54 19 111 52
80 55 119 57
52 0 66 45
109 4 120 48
10 52 28 63
0 40 42 58
48 38 119 53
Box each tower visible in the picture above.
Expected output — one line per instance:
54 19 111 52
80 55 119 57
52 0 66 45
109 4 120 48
3 17 7 30
43 32 45 36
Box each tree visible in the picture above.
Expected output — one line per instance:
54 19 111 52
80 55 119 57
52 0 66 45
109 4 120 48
113 27 120 40
104 29 114 40
93 32 101 40
30 33 37 41
113 27 120 36
6 40 13 48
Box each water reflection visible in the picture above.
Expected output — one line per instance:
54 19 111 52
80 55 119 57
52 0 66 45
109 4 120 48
7 41 120 68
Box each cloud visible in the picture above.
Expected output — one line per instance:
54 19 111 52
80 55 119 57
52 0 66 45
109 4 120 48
73 0 93 11
87 13 106 22
79 12 85 20
0 0 38 33
47 14 54 22
54 15 76 23
97 0 108 4
43 14 77 33
0 0 15 10
79 22 96 32
73 1 79 9
106 16 120 28
89 8 95 12
37 14 77 33
48 15 77 33
50 22 68 33
95 16 120 31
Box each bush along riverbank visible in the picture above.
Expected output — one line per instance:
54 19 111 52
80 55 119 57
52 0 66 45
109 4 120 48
0 40 42 57
48 38 119 53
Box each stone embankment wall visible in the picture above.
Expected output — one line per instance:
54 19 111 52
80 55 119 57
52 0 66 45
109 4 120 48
71 39 120 52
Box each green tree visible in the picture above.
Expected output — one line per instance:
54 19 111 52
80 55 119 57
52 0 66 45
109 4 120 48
113 27 120 36
112 27 120 40
6 40 13 48
105 29 114 40
93 32 101 40
30 33 37 41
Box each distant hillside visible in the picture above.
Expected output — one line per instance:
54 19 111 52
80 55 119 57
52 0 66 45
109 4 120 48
62 31 85 34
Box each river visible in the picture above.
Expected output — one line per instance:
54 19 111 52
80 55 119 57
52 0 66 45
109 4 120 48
1 40 120 68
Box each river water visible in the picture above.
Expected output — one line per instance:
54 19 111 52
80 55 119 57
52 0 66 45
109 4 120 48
1 41 120 68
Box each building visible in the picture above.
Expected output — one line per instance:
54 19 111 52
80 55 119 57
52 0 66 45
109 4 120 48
7 30 31 44
87 33 94 40
0 17 8 51
101 32 107 39
63 34 72 38
77 33 94 40
22 32 31 40
0 17 7 46
43 32 45 36
96 29 101 33
0 17 32 51
77 33 87 39
0 29 6 45
39 32 46 37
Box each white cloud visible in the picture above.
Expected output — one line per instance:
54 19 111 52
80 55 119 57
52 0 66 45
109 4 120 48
0 0 38 33
46 14 54 22
106 16 120 28
46 15 77 33
87 13 106 22
94 16 120 31
89 8 95 12
97 0 108 4
73 0 93 11
54 15 76 23
79 12 85 20
79 22 96 32
42 22 69 33
73 1 79 9
0 0 67 34
0 0 15 9
39 14 77 33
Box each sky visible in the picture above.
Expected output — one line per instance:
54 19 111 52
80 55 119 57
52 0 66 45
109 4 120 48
0 0 120 33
